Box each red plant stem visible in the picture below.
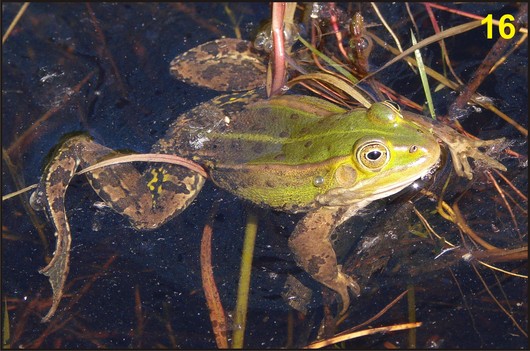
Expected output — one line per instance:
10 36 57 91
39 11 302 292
270 2 286 97
328 2 350 61
424 3 462 84
421 2 496 21
423 2 527 34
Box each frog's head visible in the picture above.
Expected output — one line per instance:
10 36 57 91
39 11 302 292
317 101 441 207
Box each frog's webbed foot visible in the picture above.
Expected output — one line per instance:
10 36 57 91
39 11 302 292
443 134 508 180
334 265 361 315
403 111 508 180
289 207 360 316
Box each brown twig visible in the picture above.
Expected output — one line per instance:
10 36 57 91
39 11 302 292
452 202 499 251
470 262 528 337
337 289 409 334
485 171 522 239
133 285 144 348
200 203 229 349
449 3 528 116
306 322 422 349
493 169 528 203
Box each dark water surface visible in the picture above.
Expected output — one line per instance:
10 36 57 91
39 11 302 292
2 3 527 349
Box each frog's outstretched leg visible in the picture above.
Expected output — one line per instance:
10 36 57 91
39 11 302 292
32 134 206 229
288 206 360 316
403 111 508 179
30 140 79 322
31 134 205 321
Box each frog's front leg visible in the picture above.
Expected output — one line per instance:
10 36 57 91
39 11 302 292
288 206 361 316
31 134 205 321
403 111 508 179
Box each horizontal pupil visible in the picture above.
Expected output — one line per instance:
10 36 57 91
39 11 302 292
367 150 381 160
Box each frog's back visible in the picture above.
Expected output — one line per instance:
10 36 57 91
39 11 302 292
151 92 368 211
166 95 352 156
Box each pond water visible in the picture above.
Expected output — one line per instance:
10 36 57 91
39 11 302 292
2 2 527 349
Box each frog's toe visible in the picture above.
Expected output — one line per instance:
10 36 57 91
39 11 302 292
334 270 361 316
336 278 351 315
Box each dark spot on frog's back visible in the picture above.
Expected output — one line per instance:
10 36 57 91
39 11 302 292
200 41 221 56
171 51 196 69
229 140 242 151
238 59 262 74
274 153 286 161
251 143 265 154
89 176 102 191
235 40 250 53
304 140 313 148
184 51 197 61
299 127 309 134
279 131 289 138
201 65 224 81
265 180 275 188
290 113 300 120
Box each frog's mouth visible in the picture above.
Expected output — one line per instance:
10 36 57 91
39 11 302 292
318 156 441 207
368 157 441 199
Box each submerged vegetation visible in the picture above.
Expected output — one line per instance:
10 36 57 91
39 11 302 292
2 2 527 349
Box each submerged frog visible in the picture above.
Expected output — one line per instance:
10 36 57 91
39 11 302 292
31 39 506 321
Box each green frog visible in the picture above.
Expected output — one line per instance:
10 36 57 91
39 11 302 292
30 38 506 322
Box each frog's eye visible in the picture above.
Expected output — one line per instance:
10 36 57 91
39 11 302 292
355 140 390 171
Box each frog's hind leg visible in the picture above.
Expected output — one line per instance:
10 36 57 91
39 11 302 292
134 163 206 228
288 207 361 316
31 133 207 238
57 134 206 229
31 134 204 321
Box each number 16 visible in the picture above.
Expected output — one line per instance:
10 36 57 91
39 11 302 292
482 14 516 39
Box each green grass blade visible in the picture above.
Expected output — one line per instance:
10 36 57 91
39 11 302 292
411 30 436 119
232 211 259 348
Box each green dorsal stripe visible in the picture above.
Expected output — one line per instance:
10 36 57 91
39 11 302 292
210 128 398 144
